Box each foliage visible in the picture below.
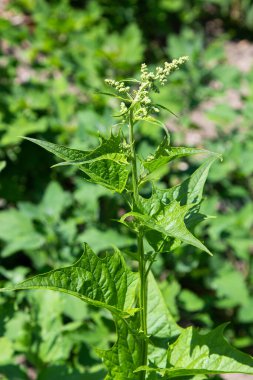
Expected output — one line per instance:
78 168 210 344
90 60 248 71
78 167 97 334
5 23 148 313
0 0 253 378
1 57 253 379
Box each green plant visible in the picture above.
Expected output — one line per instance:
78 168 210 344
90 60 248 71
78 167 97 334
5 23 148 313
1 58 253 379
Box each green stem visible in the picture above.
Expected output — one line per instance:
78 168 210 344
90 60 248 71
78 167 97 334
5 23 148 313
128 109 148 379
138 232 148 379
129 109 138 204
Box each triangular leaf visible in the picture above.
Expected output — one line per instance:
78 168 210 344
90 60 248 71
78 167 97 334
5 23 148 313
137 155 220 253
142 136 219 180
23 135 130 193
80 159 129 193
0 244 138 318
137 324 253 377
121 201 211 255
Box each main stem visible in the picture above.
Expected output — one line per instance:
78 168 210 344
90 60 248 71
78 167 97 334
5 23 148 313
129 109 148 379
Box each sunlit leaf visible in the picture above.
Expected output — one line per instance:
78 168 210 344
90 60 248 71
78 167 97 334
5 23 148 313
136 324 253 377
1 244 138 319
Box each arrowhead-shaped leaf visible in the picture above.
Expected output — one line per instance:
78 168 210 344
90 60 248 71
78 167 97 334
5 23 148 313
142 136 216 179
0 244 138 318
130 156 220 254
121 201 211 255
23 134 130 193
137 324 253 377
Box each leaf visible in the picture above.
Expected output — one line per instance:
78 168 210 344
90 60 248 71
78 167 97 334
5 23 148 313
80 159 129 193
155 103 179 118
97 272 181 378
147 273 181 368
137 155 220 254
40 181 72 221
121 200 211 255
95 90 131 103
142 136 218 178
22 135 130 193
97 317 141 380
0 244 138 319
136 324 253 377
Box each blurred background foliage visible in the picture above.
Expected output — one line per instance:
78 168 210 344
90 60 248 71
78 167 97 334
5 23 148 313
0 0 253 379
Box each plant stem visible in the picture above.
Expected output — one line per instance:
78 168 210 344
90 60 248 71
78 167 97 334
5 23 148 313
138 231 148 379
129 109 148 379
129 109 138 204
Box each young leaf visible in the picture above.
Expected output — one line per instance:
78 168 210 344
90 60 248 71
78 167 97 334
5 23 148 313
136 324 253 377
0 244 138 319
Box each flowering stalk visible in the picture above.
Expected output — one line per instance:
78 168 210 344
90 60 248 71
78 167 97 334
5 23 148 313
105 56 189 378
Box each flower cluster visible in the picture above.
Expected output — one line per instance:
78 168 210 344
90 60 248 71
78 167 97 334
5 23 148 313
104 79 130 93
141 56 189 86
105 56 188 121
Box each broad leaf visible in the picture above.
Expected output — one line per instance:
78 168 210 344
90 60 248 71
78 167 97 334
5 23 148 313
0 244 138 319
121 201 211 255
97 317 141 380
135 156 220 254
147 273 181 368
137 324 253 377
97 272 181 379
80 159 129 193
23 134 130 193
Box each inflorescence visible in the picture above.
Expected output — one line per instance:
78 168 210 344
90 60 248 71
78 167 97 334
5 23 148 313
105 56 189 120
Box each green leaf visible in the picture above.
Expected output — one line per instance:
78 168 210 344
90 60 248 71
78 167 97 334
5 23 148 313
97 272 181 379
142 136 218 179
97 317 141 380
40 181 72 221
155 103 179 118
80 159 129 193
1 244 138 319
121 200 211 255
136 324 253 377
0 337 13 364
23 134 130 193
147 273 181 368
136 155 220 254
